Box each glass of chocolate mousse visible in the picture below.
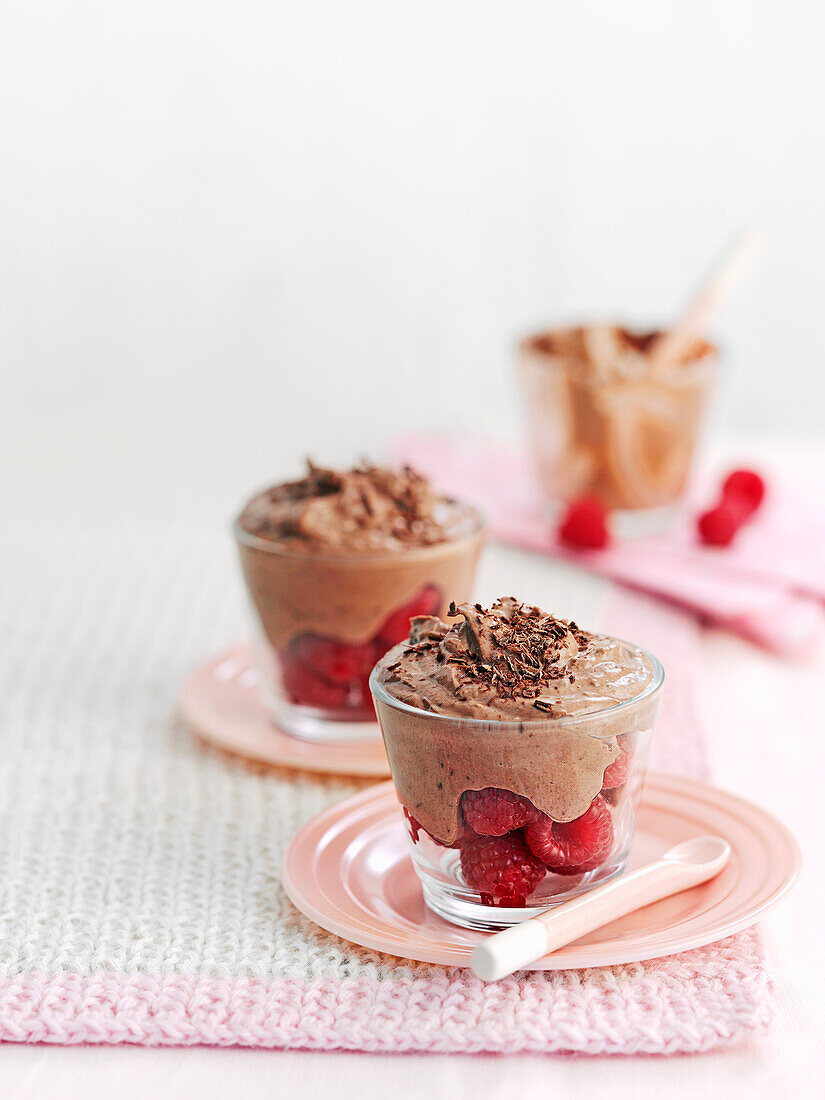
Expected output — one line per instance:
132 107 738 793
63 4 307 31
519 325 717 520
370 598 663 931
234 462 485 743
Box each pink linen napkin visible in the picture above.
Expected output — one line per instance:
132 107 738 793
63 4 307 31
395 435 825 655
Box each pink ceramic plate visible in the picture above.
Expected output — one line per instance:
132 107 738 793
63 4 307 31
282 774 799 969
180 645 390 777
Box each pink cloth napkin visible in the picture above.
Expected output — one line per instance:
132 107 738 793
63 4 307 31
395 435 825 655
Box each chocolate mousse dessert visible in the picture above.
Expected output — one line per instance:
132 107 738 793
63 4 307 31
370 598 663 925
519 325 717 511
234 462 485 740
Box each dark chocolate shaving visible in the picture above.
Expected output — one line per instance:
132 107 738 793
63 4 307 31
399 597 591 703
240 460 474 550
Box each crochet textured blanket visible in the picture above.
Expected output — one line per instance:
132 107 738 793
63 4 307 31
0 428 773 1054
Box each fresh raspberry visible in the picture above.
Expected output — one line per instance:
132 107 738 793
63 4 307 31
601 785 623 807
524 797 614 875
378 585 442 646
558 497 610 551
289 634 377 684
401 806 468 849
697 503 739 547
280 657 350 710
460 833 546 905
402 806 421 844
602 737 632 790
722 469 766 517
359 673 377 715
461 787 539 836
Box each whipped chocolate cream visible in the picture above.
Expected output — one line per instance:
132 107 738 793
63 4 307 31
239 462 477 553
373 598 659 844
381 597 654 720
520 325 716 510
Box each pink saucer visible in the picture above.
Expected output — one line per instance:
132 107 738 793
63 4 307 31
180 645 390 777
282 774 800 969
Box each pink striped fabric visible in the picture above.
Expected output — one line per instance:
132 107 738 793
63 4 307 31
0 936 771 1054
394 434 825 655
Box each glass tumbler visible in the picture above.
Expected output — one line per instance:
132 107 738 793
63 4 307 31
519 327 717 518
234 515 485 743
371 650 663 931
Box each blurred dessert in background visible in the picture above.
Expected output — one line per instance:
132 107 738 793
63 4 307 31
235 462 485 742
519 324 717 511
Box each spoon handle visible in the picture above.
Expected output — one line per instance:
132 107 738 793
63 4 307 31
647 230 760 368
471 854 721 982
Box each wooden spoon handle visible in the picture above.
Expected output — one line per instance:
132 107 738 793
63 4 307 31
648 231 761 368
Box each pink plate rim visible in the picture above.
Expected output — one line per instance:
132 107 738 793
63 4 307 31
180 644 390 777
282 773 800 969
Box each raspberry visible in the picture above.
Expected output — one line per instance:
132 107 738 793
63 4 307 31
524 797 613 875
558 497 610 551
359 672 376 714
722 469 765 516
289 634 377 684
401 806 468 848
461 787 539 836
602 737 632 790
697 503 739 547
280 657 350 710
601 785 623 807
378 585 442 646
460 833 546 905
281 633 379 714
402 806 421 844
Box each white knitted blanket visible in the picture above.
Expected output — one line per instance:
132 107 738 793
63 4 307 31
0 422 773 1053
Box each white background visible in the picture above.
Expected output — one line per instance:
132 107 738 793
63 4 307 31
2 0 825 454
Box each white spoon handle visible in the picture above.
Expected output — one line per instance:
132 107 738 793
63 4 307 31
471 849 726 982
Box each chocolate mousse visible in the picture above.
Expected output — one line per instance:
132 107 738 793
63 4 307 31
239 461 477 554
234 462 485 730
372 598 659 846
519 325 717 510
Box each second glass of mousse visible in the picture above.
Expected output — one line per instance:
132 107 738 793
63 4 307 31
519 325 717 517
234 462 485 742
371 598 663 931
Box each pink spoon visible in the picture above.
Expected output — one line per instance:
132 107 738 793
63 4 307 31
471 835 731 982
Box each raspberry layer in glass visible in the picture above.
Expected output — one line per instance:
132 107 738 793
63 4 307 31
234 462 484 740
279 583 441 720
370 598 663 929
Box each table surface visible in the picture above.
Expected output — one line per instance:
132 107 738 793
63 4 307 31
2 424 822 1097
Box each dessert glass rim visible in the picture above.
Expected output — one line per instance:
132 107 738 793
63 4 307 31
518 327 720 375
369 641 664 734
232 507 487 563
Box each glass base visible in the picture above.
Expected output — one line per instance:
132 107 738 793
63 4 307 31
261 686 381 744
415 846 630 931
